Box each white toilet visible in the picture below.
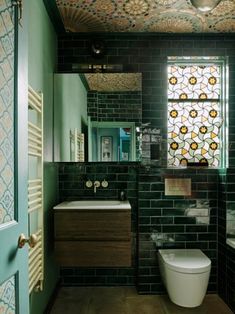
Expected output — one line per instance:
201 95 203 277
158 249 211 308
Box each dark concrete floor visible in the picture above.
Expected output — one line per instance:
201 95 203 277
50 287 233 314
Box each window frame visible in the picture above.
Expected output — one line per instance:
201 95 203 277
167 56 229 169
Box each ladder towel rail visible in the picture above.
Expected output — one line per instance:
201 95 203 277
28 86 44 294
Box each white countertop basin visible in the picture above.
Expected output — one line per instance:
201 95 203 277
53 199 131 210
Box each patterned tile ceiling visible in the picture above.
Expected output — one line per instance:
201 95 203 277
84 73 142 91
55 0 235 33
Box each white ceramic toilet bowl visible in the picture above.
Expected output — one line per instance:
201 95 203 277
158 249 211 308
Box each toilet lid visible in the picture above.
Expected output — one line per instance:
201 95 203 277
158 249 211 274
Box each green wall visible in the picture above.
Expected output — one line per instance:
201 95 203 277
54 74 87 161
28 1 59 313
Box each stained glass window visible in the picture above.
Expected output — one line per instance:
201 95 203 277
168 61 224 167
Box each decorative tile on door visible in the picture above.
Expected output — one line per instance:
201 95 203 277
0 0 15 225
0 276 16 314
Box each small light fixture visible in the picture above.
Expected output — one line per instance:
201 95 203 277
190 0 221 12
90 39 106 58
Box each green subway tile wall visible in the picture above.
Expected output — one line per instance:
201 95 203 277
138 167 218 294
87 91 142 123
57 33 235 312
218 168 235 311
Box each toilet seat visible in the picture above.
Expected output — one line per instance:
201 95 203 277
158 249 211 274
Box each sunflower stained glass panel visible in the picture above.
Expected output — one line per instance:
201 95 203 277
167 62 222 167
168 65 221 100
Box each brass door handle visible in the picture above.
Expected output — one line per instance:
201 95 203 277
18 233 38 249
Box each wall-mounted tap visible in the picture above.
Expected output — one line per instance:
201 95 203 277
86 179 108 193
93 180 100 193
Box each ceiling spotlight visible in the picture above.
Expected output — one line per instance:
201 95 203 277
190 0 222 12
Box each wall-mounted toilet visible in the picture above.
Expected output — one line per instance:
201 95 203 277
158 249 211 308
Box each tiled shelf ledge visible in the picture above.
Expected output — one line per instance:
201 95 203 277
226 238 235 249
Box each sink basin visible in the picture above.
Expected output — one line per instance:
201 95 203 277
53 199 131 210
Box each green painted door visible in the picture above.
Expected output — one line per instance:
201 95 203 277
0 1 29 313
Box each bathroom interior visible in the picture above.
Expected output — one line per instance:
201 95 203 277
1 0 235 313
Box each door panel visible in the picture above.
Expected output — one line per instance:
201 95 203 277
0 275 16 313
0 1 29 313
0 0 15 226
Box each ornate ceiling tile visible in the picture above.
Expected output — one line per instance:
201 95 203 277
123 0 150 16
212 18 235 32
85 73 142 91
55 0 235 33
59 7 106 32
92 0 117 15
145 11 205 32
210 0 235 17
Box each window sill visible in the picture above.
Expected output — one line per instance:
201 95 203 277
167 166 219 170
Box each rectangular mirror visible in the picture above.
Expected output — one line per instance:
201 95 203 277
54 73 142 162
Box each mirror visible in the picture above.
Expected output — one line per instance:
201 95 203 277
54 73 142 162
89 121 138 162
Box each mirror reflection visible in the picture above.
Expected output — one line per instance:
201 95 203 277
54 73 142 162
89 121 138 162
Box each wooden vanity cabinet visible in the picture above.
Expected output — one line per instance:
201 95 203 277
54 208 131 267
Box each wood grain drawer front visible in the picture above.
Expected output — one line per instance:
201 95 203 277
54 210 131 241
55 241 132 267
